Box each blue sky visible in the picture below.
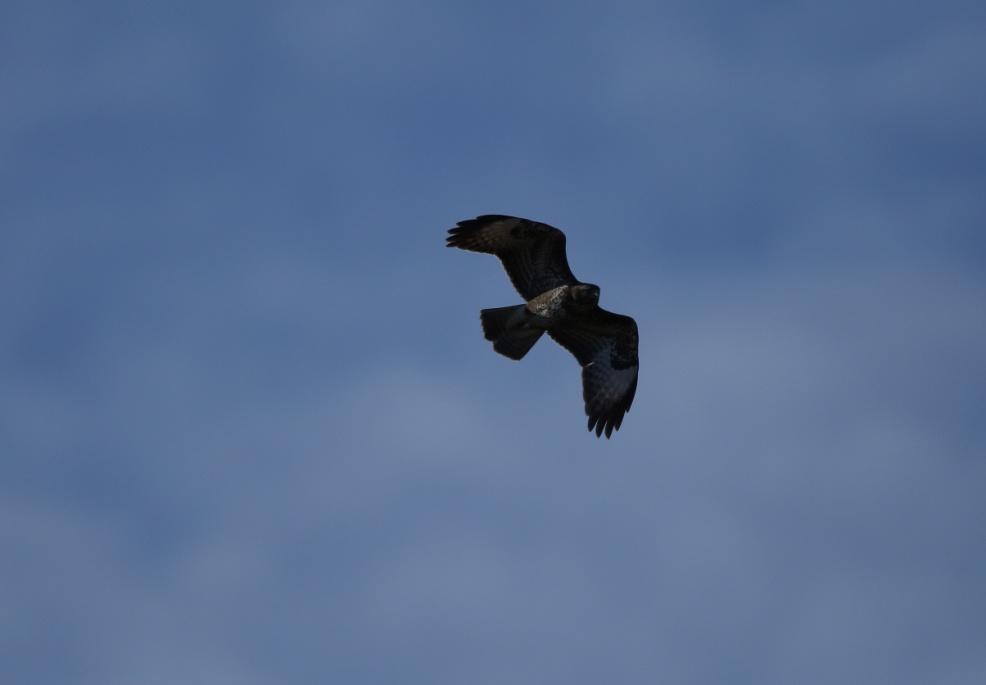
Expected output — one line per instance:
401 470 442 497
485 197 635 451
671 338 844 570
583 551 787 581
2 1 985 683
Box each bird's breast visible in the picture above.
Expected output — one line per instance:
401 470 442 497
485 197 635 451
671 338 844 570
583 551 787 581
525 285 569 321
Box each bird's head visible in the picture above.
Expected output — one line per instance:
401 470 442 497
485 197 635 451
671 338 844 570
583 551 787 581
572 283 600 306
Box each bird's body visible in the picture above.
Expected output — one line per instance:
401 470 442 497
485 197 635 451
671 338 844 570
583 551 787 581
447 214 639 438
525 284 570 322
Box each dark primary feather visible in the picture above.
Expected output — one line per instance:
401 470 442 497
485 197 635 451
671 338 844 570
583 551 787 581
549 309 639 438
446 215 578 300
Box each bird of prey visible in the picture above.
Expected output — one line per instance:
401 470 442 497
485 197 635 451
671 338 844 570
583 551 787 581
447 214 639 438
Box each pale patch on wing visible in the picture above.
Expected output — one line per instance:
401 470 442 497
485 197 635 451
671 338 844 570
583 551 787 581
582 339 639 438
584 359 637 415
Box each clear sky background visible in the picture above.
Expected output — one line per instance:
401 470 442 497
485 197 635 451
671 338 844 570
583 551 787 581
3 1 985 683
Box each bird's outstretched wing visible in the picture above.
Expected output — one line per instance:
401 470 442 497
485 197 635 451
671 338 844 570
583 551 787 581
446 215 578 300
549 309 639 438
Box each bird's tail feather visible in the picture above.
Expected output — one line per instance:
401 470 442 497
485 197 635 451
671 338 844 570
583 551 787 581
480 305 544 360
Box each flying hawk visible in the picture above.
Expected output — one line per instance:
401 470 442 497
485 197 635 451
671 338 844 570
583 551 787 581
447 214 639 438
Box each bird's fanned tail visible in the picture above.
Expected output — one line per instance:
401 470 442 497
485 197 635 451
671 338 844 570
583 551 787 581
480 305 544 360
